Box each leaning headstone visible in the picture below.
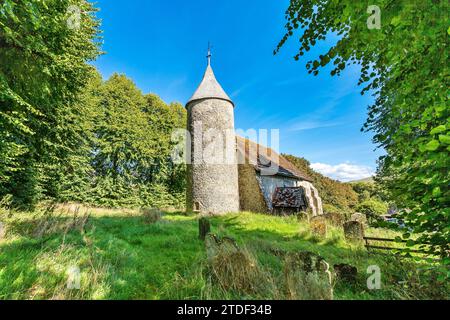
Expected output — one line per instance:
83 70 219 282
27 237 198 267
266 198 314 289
141 208 162 224
284 251 333 300
205 234 239 260
351 212 367 225
334 263 358 283
310 216 327 238
343 221 364 241
323 212 345 226
205 234 262 294
205 233 220 261
198 217 210 241
285 251 325 273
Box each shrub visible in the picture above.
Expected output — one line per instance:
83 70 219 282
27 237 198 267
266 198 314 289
321 204 348 225
322 203 340 214
356 198 388 216
310 217 327 238
322 212 345 226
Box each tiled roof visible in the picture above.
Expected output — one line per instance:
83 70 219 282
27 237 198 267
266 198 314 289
236 136 313 181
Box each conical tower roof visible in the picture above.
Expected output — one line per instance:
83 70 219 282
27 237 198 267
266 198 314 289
187 51 234 107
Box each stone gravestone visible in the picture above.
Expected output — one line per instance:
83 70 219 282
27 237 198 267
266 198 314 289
310 216 327 238
323 212 345 226
141 208 162 224
334 263 358 283
205 234 220 262
284 251 333 300
343 221 364 241
351 212 367 225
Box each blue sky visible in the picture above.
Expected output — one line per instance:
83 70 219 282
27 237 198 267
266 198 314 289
92 0 384 181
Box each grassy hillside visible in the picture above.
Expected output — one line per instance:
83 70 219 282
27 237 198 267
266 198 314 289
0 205 446 300
348 177 375 184
282 154 359 211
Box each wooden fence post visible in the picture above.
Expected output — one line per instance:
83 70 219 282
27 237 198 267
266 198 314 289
199 217 210 241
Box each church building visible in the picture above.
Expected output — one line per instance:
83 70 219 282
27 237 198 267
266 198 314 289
186 49 323 216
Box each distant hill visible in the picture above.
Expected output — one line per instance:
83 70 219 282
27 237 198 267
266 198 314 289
348 177 374 184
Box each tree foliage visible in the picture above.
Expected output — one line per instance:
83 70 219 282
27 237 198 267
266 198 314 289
356 198 388 217
351 181 388 203
0 2 186 209
277 0 449 258
88 73 186 208
0 0 101 207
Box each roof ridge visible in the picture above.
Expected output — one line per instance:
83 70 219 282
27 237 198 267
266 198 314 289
236 135 313 182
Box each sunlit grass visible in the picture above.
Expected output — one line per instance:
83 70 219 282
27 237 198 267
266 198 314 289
0 205 447 300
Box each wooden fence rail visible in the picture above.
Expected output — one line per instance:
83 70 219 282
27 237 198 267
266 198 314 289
363 236 434 256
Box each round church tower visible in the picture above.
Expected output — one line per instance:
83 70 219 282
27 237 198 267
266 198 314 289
186 49 239 215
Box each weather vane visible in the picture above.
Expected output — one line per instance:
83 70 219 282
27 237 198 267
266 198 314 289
207 42 212 66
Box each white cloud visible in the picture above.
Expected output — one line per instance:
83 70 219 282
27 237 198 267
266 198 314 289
310 162 374 182
287 119 345 132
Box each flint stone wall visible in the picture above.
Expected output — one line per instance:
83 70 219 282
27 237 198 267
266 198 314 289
186 98 239 215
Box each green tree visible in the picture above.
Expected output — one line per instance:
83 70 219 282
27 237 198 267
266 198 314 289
91 74 150 206
0 0 101 207
56 70 103 203
89 74 186 208
276 0 449 258
351 181 388 203
357 198 388 216
0 1 186 209
143 95 187 197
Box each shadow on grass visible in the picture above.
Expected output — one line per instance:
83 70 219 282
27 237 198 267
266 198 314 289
0 213 207 299
1 212 444 300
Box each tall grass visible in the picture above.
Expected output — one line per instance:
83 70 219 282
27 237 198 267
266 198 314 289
0 204 448 300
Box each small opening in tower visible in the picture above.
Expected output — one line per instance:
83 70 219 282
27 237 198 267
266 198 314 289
193 201 200 212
